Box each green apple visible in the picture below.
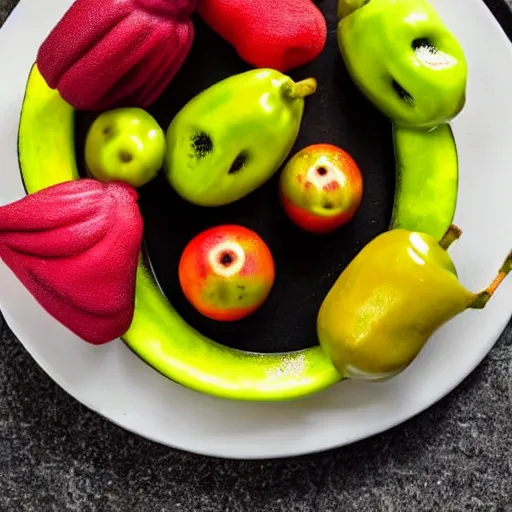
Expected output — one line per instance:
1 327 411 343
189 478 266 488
85 108 166 188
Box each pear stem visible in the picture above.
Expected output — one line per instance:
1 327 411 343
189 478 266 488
281 78 317 100
338 0 370 19
470 250 512 309
439 224 462 250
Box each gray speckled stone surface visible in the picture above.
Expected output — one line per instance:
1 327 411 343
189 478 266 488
1 0 512 510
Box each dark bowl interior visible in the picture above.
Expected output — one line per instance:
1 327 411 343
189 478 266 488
74 1 395 353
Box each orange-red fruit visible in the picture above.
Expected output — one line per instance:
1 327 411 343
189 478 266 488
279 144 364 234
178 225 275 322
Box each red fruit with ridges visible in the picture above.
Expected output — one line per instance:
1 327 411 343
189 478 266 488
279 144 364 234
179 225 275 322
0 180 143 344
36 0 197 111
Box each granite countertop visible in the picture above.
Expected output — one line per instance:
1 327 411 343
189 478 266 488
1 1 512 510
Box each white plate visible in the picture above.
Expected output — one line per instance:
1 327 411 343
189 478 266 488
1 0 512 460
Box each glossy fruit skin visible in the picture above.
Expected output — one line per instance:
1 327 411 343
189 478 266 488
197 0 327 72
36 0 197 111
337 0 467 129
338 0 367 18
85 108 166 188
18 65 80 193
317 229 475 379
337 0 466 241
392 124 458 240
279 144 363 234
165 69 317 206
179 225 275 321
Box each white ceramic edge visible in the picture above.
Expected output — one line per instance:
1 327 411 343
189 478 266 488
0 0 512 460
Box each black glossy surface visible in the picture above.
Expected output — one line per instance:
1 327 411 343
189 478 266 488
75 3 396 353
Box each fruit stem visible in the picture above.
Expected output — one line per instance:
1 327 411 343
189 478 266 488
439 224 462 250
338 0 370 19
470 250 512 309
281 78 317 100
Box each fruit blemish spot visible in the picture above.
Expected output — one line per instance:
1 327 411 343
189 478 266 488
323 181 339 192
220 252 234 266
191 132 213 159
119 150 133 163
391 79 414 105
411 37 435 52
228 151 249 174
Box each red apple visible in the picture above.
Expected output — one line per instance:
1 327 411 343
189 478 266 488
279 144 364 234
178 225 275 322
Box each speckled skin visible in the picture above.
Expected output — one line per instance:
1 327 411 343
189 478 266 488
2 1 512 510
179 225 275 321
279 144 363 234
0 180 143 344
197 0 327 71
37 0 197 111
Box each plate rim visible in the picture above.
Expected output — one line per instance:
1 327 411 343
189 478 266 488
1 0 512 460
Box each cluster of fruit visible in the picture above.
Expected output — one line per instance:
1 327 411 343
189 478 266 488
4 0 512 400
36 0 328 111
35 0 474 273
83 78 364 321
70 0 469 329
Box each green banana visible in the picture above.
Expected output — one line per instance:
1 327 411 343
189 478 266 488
17 64 342 402
392 124 459 240
18 64 79 191
127 262 341 401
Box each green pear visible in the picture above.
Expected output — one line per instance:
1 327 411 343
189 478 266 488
165 69 317 206
317 225 512 380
